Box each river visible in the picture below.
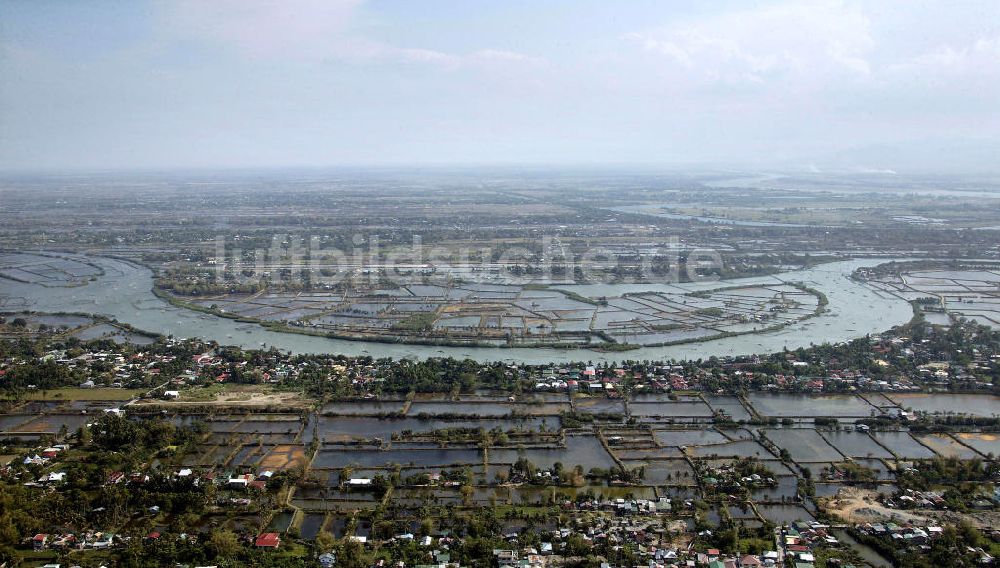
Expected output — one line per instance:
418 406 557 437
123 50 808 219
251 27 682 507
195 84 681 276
0 255 913 363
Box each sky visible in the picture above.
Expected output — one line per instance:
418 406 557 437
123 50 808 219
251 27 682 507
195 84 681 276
1 0 999 172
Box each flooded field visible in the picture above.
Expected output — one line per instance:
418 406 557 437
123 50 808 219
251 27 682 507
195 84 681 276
0 255 915 363
488 435 615 470
821 431 894 459
320 400 405 415
703 395 754 422
871 431 937 459
629 400 714 417
316 416 556 441
863 266 1000 328
690 440 774 459
914 433 982 459
172 280 823 348
298 513 326 540
762 429 844 462
6 388 997 546
889 393 1000 417
757 504 815 524
313 447 483 469
0 252 103 287
652 428 730 447
954 432 1000 456
748 393 878 418
574 397 626 414
753 475 800 501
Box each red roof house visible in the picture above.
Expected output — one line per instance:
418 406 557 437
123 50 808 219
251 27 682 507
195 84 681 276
255 532 281 549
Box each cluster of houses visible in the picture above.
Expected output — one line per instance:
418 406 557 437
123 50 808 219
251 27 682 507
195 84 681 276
886 486 1000 512
29 531 116 552
28 530 283 554
525 359 925 398
102 467 279 493
492 543 785 568
854 521 960 558
562 496 673 515
36 347 179 390
532 365 690 394
779 520 843 568
7 319 998 411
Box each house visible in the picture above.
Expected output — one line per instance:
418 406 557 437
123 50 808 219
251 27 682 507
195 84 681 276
32 533 48 550
228 473 254 488
255 532 281 549
740 555 763 567
51 534 76 549
318 552 337 567
163 390 180 399
92 533 115 549
494 549 518 567
39 472 66 484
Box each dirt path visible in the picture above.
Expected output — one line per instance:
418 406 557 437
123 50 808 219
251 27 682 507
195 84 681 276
820 487 931 524
132 390 308 407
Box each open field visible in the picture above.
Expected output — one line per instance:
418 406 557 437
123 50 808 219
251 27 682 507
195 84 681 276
132 384 311 409
22 387 145 401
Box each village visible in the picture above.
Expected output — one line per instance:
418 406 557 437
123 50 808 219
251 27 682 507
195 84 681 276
0 311 998 567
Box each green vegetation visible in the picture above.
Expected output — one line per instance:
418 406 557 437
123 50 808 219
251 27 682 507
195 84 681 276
696 307 724 317
390 312 437 332
550 288 607 306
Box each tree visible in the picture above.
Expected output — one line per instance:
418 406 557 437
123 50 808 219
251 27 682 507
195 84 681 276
337 538 370 568
315 530 335 551
76 425 92 445
208 529 240 559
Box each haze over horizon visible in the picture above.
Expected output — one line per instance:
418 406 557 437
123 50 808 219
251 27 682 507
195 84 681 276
2 1 999 173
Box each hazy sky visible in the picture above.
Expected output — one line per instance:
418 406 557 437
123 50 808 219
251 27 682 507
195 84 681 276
2 1 999 172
